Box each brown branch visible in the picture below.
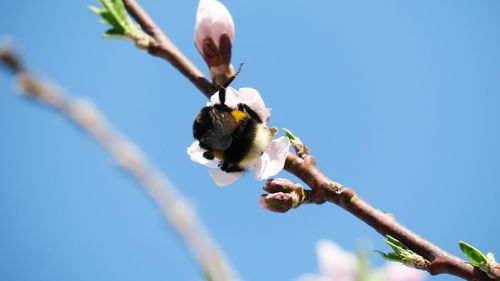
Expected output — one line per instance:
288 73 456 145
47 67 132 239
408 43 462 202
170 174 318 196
122 0 216 97
88 1 495 280
284 152 493 281
1 47 239 281
0 48 24 73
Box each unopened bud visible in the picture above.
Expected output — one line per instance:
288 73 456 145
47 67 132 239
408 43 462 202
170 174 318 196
259 192 295 213
485 253 500 279
263 178 296 193
194 0 234 85
260 178 307 213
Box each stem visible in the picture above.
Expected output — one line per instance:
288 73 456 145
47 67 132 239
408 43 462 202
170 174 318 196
122 0 216 97
0 48 239 281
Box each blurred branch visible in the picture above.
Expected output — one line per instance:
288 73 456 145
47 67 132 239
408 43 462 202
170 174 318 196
100 1 498 280
0 47 238 281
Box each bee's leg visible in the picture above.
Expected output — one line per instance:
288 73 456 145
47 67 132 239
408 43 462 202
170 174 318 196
222 62 245 88
218 86 227 105
203 150 215 160
238 103 263 123
218 63 245 105
220 162 245 173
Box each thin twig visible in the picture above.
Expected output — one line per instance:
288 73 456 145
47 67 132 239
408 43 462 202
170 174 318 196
95 1 495 280
0 47 239 281
122 0 216 97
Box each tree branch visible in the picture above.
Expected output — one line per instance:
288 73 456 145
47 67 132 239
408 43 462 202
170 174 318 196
92 1 496 280
122 0 216 97
284 152 492 281
0 47 239 281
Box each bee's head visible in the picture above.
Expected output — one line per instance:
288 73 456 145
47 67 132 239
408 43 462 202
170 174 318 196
193 106 213 148
193 105 237 152
192 63 245 152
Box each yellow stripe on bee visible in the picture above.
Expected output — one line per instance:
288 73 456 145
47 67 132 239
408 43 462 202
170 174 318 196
213 150 224 160
231 109 247 123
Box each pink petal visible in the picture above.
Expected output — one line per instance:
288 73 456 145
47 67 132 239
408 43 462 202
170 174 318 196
209 87 239 108
194 0 234 52
238 87 271 124
382 263 427 281
316 240 358 281
208 169 242 187
295 275 331 281
187 141 219 168
253 153 269 181
253 136 290 180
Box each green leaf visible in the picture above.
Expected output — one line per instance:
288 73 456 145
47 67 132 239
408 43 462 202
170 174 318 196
110 0 130 24
283 128 297 141
90 0 138 38
378 235 431 269
108 0 137 35
89 5 102 15
384 235 413 260
104 28 127 38
386 235 409 251
375 250 403 262
90 6 117 27
102 11 122 28
459 241 488 267
283 127 305 148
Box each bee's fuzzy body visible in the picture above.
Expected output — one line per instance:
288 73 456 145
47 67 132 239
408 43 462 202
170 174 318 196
193 103 272 173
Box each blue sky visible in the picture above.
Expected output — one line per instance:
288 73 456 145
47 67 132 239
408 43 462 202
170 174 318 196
1 1 499 281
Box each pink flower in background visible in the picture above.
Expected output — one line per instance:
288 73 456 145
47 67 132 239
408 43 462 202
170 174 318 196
382 262 426 281
296 240 358 281
187 87 289 187
296 240 427 281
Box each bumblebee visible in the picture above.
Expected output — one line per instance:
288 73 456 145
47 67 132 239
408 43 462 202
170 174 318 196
193 67 272 173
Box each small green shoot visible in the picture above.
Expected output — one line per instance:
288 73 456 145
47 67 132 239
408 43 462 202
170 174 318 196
89 0 139 39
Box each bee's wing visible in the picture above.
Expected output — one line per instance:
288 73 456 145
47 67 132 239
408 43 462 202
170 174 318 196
202 109 238 150
210 109 238 135
201 133 232 151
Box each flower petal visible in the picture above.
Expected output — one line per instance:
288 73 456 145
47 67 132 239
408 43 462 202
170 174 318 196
208 169 242 187
208 87 239 108
254 136 290 180
187 141 219 168
382 262 427 281
295 274 331 281
317 240 358 281
253 152 269 180
238 87 271 124
194 0 234 51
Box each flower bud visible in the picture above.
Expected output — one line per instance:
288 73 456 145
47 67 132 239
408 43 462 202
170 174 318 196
260 178 307 213
263 178 297 193
487 262 500 279
485 253 500 279
259 192 295 213
194 0 235 86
